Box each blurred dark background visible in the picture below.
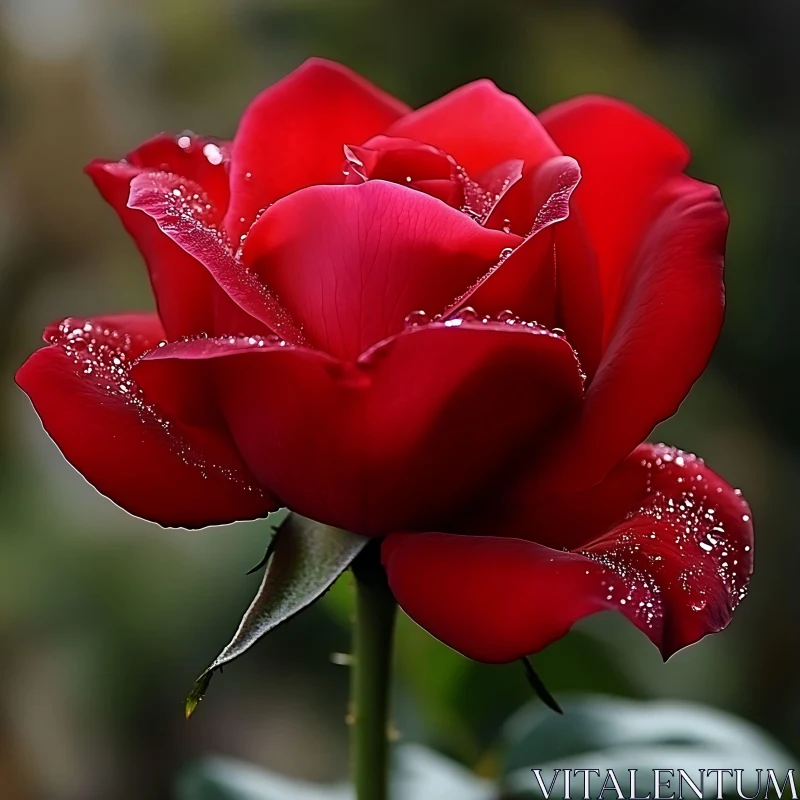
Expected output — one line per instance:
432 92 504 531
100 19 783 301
0 1 797 798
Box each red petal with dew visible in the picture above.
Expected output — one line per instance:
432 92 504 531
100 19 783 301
383 444 752 662
16 314 275 527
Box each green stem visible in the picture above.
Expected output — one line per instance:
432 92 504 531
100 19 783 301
350 544 397 800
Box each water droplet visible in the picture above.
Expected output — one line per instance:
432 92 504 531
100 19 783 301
202 142 224 166
455 306 479 323
403 310 430 328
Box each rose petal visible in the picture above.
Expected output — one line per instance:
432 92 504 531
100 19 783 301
241 181 520 359
445 156 581 327
126 133 232 212
135 321 584 535
16 314 275 528
460 159 524 225
553 208 604 381
345 137 526 219
406 178 463 207
383 444 753 662
388 80 561 235
482 155 600 371
538 96 697 385
485 152 577 239
127 171 306 344
346 136 455 182
86 134 230 339
225 58 409 242
344 136 467 209
388 79 559 176
539 95 691 342
538 176 727 491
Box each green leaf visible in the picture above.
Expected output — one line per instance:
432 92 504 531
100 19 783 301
500 695 795 799
176 757 350 799
393 744 493 800
185 513 368 718
176 745 493 800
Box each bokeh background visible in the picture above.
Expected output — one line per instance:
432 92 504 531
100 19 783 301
0 0 797 797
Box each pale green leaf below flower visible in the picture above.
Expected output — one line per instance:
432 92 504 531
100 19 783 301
185 512 369 718
501 695 796 799
175 744 493 800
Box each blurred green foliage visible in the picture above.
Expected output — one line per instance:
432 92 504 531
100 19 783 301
172 697 796 800
0 1 797 798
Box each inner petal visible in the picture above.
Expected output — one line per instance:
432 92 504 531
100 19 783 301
343 136 464 212
241 180 520 359
342 136 523 226
460 159 524 226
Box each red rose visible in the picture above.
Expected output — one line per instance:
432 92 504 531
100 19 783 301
17 59 752 663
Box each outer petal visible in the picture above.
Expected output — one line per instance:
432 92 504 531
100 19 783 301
124 134 232 212
241 181 520 359
134 321 584 535
538 177 727 491
85 134 229 339
127 171 306 344
383 444 753 663
539 96 698 385
16 315 275 528
225 58 409 241
539 94 691 340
